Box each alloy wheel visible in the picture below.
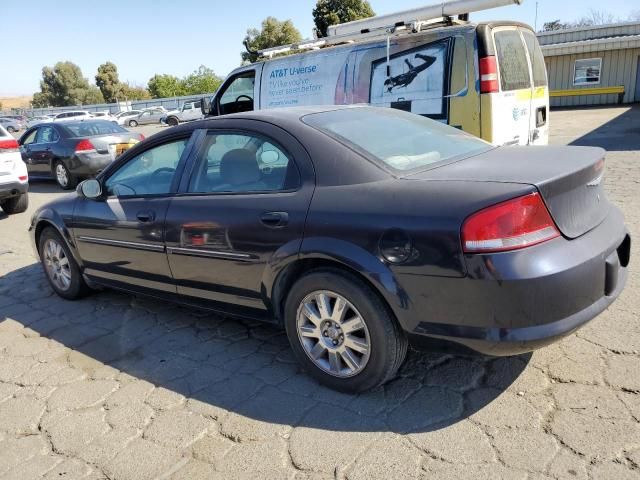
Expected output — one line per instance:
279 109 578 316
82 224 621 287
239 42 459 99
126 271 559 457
55 163 68 187
43 238 72 291
296 290 371 378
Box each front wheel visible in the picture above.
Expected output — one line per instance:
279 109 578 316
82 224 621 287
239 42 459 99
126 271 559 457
284 268 408 393
54 161 77 190
0 193 28 214
39 227 90 300
128 120 138 127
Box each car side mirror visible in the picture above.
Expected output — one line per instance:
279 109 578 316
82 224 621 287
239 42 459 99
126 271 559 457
201 96 212 116
77 179 103 200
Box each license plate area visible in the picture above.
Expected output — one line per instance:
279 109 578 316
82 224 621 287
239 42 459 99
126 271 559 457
109 143 133 159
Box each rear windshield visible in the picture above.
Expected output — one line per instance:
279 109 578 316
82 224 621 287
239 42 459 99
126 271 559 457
63 121 127 137
494 30 531 91
522 30 547 87
303 108 490 172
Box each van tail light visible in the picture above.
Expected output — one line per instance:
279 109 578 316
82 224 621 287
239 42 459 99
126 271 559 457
479 56 499 94
462 192 560 253
75 139 96 153
0 139 19 152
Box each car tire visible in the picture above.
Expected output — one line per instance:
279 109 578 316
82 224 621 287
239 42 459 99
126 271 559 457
284 268 408 393
0 193 28 214
53 161 77 190
38 227 91 300
167 117 179 127
6 126 15 133
128 120 138 127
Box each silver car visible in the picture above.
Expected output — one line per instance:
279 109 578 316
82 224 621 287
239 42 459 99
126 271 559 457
114 110 142 126
126 108 166 127
0 118 23 133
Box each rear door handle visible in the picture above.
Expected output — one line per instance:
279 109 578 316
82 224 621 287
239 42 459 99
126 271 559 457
260 211 288 228
136 211 156 223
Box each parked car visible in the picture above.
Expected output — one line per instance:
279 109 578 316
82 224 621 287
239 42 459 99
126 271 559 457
18 120 144 189
52 111 93 122
27 116 54 129
0 124 28 214
163 100 203 126
126 107 166 127
1 115 28 123
92 112 116 123
114 110 143 126
0 117 24 133
28 106 630 392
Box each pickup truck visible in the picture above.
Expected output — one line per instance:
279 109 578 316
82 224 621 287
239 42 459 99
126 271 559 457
163 100 203 126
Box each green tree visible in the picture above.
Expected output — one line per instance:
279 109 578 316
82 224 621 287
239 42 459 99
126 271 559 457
147 74 185 98
313 0 374 38
242 17 303 63
31 61 104 107
182 65 223 95
0 101 3 111
95 61 125 103
122 84 151 100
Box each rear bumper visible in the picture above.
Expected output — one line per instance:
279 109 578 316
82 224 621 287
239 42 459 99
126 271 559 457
398 206 630 356
68 153 114 176
0 180 28 200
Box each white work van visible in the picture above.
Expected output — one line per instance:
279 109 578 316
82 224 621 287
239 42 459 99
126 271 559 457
202 1 549 146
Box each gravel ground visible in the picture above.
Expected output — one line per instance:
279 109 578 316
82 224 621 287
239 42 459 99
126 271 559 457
0 108 638 480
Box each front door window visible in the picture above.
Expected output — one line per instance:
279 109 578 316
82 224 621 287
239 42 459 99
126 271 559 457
217 72 256 115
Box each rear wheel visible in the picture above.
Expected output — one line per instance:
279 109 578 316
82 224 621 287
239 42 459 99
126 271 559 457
54 161 77 190
0 193 28 214
6 126 16 133
128 119 138 127
166 116 179 127
39 227 90 300
284 268 407 393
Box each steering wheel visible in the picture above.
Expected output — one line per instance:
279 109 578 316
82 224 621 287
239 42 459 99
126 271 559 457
151 167 175 176
235 95 253 103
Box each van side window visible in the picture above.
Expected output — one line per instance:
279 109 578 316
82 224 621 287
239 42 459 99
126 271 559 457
217 73 255 115
494 30 531 91
522 30 548 87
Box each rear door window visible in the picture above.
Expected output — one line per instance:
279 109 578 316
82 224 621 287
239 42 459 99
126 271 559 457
522 30 548 87
494 30 531 91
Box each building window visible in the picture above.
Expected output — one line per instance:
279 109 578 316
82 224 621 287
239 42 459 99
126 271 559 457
573 58 602 85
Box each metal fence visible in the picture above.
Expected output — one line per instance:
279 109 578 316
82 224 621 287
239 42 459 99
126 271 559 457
10 92 217 117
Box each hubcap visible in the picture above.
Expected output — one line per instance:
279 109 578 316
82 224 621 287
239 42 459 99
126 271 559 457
296 290 371 378
43 239 72 291
55 164 68 187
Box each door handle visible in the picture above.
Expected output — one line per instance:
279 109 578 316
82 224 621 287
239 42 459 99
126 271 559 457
260 211 288 228
136 211 156 223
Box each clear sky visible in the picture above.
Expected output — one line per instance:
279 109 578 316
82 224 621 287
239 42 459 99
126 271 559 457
1 0 637 96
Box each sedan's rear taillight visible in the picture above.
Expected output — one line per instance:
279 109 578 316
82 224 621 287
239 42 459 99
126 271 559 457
462 192 560 253
0 138 19 152
75 139 96 153
138 134 145 141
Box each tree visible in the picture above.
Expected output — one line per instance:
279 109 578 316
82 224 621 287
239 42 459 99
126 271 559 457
147 74 185 98
0 101 3 111
182 65 223 95
313 0 375 38
31 61 104 107
122 84 151 100
95 62 125 103
542 10 617 32
242 17 303 63
542 20 570 31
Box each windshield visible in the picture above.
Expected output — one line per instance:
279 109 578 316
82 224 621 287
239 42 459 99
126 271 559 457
62 121 128 137
303 107 490 172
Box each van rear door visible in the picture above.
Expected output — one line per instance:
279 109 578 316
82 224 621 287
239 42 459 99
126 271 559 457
491 26 533 146
522 29 549 145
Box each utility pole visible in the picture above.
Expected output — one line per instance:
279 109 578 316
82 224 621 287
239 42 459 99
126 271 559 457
534 1 539 31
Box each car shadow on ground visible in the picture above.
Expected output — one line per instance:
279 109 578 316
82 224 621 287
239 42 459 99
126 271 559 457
1 258 531 435
568 105 640 152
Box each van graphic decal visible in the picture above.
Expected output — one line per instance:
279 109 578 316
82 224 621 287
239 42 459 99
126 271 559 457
384 54 437 92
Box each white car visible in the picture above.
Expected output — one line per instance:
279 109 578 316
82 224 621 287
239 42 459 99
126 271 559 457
114 110 143 126
92 111 117 123
163 101 203 126
26 116 53 128
52 111 93 122
0 124 28 214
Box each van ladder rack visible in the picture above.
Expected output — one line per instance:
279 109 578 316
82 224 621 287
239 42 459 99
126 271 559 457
256 0 523 59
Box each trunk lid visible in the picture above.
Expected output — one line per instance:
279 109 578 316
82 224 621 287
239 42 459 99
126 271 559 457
405 146 609 239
